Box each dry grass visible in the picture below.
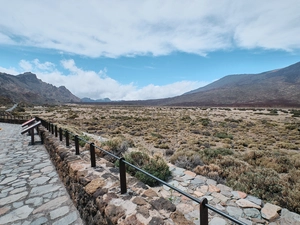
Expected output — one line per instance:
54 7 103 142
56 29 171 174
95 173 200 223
25 104 300 213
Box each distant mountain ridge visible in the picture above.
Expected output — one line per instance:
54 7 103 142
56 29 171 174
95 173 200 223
0 72 80 104
81 97 111 103
159 61 300 107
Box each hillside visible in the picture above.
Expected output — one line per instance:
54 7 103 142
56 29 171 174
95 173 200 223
0 72 80 105
159 61 300 107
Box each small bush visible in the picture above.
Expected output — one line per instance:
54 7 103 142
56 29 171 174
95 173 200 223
123 151 171 186
214 132 233 139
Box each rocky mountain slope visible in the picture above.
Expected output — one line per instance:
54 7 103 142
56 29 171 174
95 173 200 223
159 61 300 107
0 72 80 105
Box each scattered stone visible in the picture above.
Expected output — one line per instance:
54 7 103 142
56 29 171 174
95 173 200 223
133 196 148 205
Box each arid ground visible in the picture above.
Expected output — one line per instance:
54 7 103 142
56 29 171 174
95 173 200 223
21 105 300 213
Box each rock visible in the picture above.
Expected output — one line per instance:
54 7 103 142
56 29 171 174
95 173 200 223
137 205 150 218
194 190 204 197
208 185 220 193
199 185 209 194
149 217 165 225
133 197 148 206
142 189 158 198
211 192 229 203
120 215 144 225
184 170 196 178
170 211 194 225
226 206 243 219
84 178 105 195
151 197 176 212
246 195 262 206
105 205 125 224
217 184 233 192
261 203 281 221
281 208 300 224
238 217 253 225
236 199 261 209
206 179 217 185
231 191 247 199
243 208 261 219
209 217 227 225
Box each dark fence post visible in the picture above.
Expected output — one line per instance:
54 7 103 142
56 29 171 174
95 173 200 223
90 143 96 167
200 197 208 225
66 130 69 147
75 135 80 155
119 157 127 194
30 128 34 145
51 124 54 134
59 128 63 141
55 125 58 137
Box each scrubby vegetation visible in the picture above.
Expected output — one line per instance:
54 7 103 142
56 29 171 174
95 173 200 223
25 105 300 213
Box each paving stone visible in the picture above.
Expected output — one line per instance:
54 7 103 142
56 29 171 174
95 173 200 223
31 217 48 225
281 208 300 223
0 205 33 224
0 191 28 206
231 191 247 199
33 196 69 214
30 184 60 196
50 206 70 219
52 211 79 225
0 176 17 185
30 177 50 185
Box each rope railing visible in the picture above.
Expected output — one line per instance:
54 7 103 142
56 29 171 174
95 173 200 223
36 117 247 225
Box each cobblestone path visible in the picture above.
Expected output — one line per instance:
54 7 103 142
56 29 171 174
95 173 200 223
0 122 83 225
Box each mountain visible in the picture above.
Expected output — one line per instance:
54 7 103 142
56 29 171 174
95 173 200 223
156 61 300 107
0 72 81 104
81 97 111 103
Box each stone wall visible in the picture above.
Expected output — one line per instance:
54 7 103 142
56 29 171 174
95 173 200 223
40 126 300 225
39 127 191 225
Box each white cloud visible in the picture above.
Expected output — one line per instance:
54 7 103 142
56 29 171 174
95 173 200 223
0 1 299 58
6 59 205 100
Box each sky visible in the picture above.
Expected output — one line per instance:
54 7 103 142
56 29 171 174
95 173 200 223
0 0 300 101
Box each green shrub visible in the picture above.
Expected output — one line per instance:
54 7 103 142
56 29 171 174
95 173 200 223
202 148 233 161
123 151 171 186
214 132 233 139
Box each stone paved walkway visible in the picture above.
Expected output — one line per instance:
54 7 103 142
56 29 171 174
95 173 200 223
0 122 84 225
